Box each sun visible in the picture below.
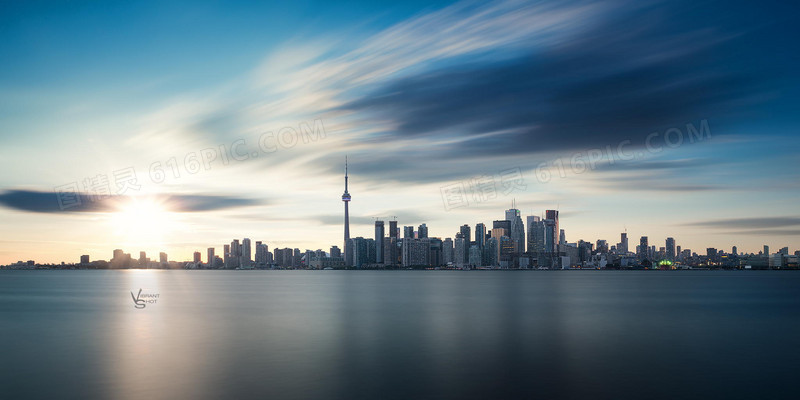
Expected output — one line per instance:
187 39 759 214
110 197 175 248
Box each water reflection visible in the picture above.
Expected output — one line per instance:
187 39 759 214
1 270 799 399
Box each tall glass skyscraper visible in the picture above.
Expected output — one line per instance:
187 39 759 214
545 210 559 254
505 205 525 254
375 220 384 263
526 216 544 253
475 223 486 249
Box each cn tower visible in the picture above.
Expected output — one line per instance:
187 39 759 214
342 156 351 265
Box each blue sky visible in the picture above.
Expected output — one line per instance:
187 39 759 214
1 0 799 263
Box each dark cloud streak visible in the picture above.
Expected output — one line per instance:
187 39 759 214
0 190 261 214
340 2 780 160
685 217 800 229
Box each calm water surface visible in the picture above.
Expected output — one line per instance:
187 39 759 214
1 270 799 399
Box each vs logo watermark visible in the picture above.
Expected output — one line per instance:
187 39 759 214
130 288 160 309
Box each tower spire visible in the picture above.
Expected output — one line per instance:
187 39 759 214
342 156 352 266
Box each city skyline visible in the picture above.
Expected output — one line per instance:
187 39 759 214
1 0 799 264
5 163 795 268
1 152 799 265
0 152 798 265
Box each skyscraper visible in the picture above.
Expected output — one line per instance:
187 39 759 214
418 223 428 239
231 239 241 268
505 204 525 253
429 238 443 267
454 237 466 267
492 220 510 235
207 247 215 266
526 216 542 253
389 220 398 239
383 237 398 265
706 248 717 262
545 210 559 254
443 238 454 265
342 157 352 266
242 238 252 267
402 238 430 267
499 236 515 266
255 242 268 266
666 237 675 261
459 224 471 246
639 236 649 261
468 245 481 267
375 220 384 263
620 232 629 254
348 237 374 268
404 226 414 239
484 237 499 266
475 223 486 249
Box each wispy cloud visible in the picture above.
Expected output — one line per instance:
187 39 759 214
118 0 784 192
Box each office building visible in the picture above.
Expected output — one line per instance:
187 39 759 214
505 205 525 253
483 237 499 267
375 220 384 263
475 223 486 249
418 223 428 239
454 237 466 267
459 225 471 246
242 238 252 267
545 210 559 253
638 236 648 261
468 245 481 267
402 238 430 267
666 237 675 261
527 216 545 254
443 238 454 265
620 232 629 254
